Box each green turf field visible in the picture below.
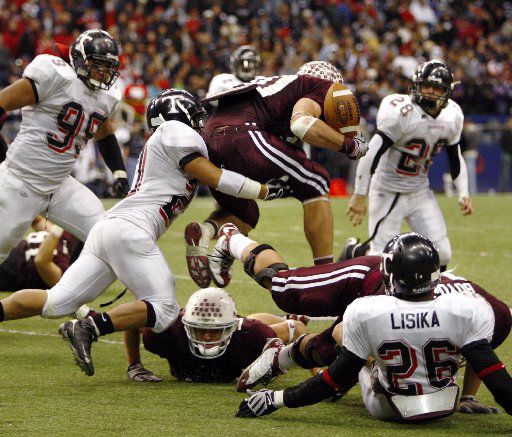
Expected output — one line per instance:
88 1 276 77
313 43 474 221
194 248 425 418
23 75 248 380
1 194 511 436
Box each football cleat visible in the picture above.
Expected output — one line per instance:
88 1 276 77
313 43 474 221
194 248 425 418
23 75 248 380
185 222 212 288
337 237 360 262
208 223 239 288
59 318 98 376
237 338 287 392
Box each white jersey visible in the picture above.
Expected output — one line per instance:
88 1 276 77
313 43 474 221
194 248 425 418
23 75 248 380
5 55 121 195
343 293 494 396
105 120 207 240
360 94 463 194
206 73 244 99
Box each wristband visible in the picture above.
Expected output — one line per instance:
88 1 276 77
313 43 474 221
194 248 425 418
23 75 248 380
273 390 285 408
114 170 127 179
50 225 64 238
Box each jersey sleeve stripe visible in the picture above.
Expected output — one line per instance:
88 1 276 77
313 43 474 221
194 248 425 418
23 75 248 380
179 152 202 169
478 362 505 379
27 78 39 103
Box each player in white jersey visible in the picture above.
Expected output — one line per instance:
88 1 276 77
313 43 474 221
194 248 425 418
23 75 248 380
344 60 473 270
0 89 292 377
205 45 261 103
236 233 512 420
0 29 128 265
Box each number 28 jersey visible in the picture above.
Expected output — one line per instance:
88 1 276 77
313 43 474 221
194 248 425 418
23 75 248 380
5 55 121 194
343 293 494 395
372 94 463 193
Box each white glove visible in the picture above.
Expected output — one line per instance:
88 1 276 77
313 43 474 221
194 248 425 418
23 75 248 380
346 133 368 160
236 389 283 418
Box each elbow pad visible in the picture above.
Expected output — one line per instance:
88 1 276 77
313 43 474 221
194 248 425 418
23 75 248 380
290 112 317 140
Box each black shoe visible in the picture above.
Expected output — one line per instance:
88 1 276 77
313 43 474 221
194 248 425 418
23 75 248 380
337 237 360 262
59 319 98 376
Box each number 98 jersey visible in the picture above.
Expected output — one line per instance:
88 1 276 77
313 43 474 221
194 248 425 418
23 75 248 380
5 54 121 194
373 94 463 193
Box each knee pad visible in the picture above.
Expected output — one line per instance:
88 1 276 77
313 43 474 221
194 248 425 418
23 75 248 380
145 299 180 333
243 244 289 287
42 286 79 319
291 334 326 369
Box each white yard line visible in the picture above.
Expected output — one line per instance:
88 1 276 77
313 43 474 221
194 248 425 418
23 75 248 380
0 327 124 344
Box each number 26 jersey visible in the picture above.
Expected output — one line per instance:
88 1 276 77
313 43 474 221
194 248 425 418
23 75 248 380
5 54 121 194
372 94 463 193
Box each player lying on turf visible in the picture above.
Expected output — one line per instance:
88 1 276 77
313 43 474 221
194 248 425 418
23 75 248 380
0 89 291 377
122 287 310 383
209 224 511 414
235 234 512 420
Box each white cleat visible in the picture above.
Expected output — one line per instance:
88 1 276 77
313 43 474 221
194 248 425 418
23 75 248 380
208 223 240 288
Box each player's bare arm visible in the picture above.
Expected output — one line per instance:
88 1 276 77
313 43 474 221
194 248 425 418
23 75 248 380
33 225 65 287
0 78 37 112
183 156 291 201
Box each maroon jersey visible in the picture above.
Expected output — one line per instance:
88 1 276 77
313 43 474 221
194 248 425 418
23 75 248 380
142 312 276 383
203 75 332 140
0 231 77 290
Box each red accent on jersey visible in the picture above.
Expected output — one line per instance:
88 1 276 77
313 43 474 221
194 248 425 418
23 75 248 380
478 362 505 379
159 208 170 227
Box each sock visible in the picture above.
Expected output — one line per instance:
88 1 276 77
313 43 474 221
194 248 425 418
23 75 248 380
228 233 256 259
278 343 300 371
202 220 217 239
90 312 115 336
314 256 333 265
0 302 4 322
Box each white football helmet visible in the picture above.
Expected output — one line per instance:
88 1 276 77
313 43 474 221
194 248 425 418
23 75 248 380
182 288 238 359
297 61 344 83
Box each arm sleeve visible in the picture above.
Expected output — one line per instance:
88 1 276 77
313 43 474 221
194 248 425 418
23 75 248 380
353 131 393 195
282 347 365 408
462 340 512 415
445 144 469 197
97 134 127 173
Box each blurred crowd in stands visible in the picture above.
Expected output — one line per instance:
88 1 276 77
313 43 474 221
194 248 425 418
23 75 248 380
1 0 511 193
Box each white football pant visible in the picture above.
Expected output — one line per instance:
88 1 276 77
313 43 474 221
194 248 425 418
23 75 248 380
0 164 104 263
359 366 398 421
368 186 451 265
43 217 180 333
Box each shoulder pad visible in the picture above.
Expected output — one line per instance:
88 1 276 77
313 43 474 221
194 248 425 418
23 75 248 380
24 54 75 82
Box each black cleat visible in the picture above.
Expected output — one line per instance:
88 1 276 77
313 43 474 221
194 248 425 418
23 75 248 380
59 318 98 376
337 237 360 262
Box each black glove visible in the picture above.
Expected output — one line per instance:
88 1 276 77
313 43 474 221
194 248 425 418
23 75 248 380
0 107 7 131
112 171 129 198
459 395 500 414
127 362 163 382
236 389 281 418
264 176 293 201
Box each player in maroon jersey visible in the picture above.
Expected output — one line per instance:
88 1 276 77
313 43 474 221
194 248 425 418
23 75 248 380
0 219 83 290
184 61 368 290
211 224 511 413
123 287 310 383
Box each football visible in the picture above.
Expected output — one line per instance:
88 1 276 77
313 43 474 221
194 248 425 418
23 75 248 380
323 82 360 138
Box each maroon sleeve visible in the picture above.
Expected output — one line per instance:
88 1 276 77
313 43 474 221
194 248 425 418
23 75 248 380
472 283 511 349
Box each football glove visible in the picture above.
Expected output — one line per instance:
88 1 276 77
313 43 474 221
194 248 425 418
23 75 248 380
345 133 368 160
112 170 129 198
236 389 281 418
264 176 293 201
127 362 163 382
459 395 500 414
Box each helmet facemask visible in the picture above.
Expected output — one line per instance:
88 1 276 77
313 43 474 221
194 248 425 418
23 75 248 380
182 288 238 359
410 60 453 118
230 46 261 82
70 29 120 91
